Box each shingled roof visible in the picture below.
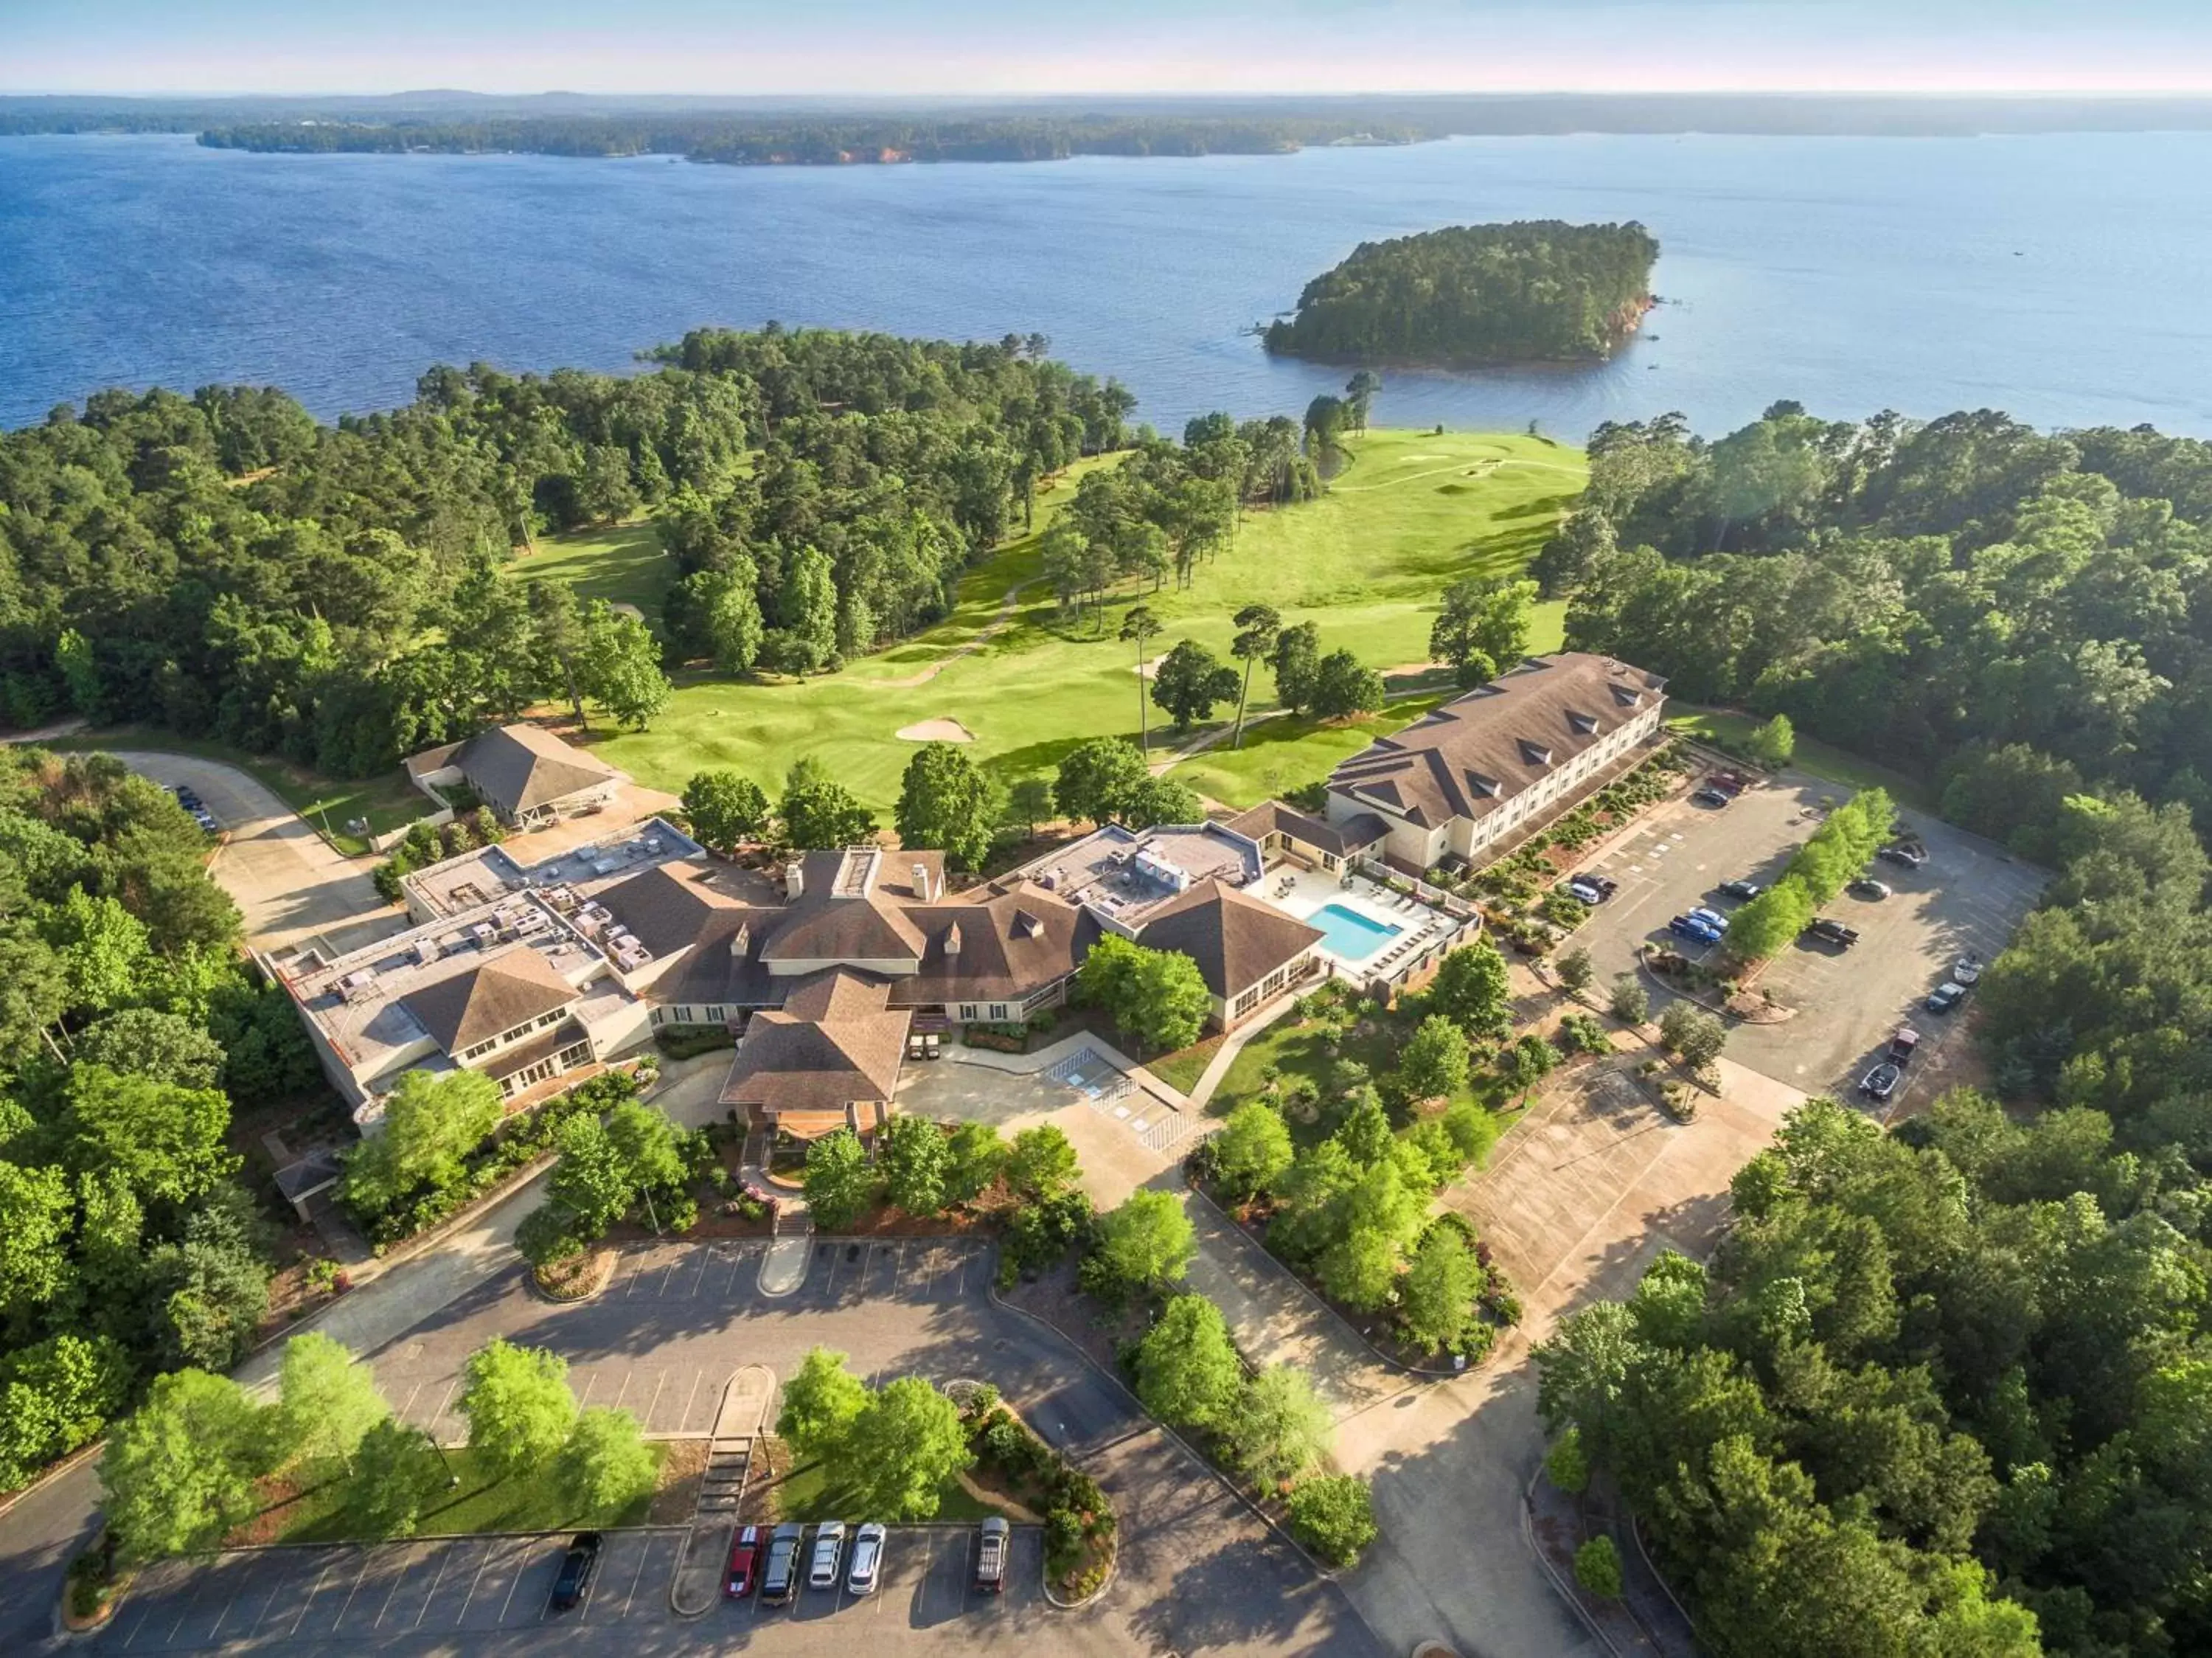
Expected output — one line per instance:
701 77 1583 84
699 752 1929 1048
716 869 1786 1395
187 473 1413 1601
1136 882 1324 1002
1329 653 1665 829
400 946 577 1054
719 969 911 1115
1225 799 1391 859
592 863 744 957
443 725 622 816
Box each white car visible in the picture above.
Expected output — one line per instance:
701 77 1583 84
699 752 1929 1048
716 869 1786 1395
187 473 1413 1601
846 1522 886 1595
808 1522 846 1591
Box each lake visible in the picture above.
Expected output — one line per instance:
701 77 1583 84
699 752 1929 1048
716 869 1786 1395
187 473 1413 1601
4 130 2211 438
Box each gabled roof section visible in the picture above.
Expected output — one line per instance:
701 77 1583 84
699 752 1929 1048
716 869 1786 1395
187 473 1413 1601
1224 799 1388 859
1326 653 1666 829
446 724 623 814
400 946 576 1054
1136 881 1324 1002
592 862 743 957
719 968 911 1113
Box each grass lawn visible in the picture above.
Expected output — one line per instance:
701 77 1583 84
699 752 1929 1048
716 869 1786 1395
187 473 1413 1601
53 728 434 857
507 521 678 625
770 1456 1006 1524
1667 706 1935 812
246 1445 667 1544
582 429 1585 814
1145 1034 1223 1096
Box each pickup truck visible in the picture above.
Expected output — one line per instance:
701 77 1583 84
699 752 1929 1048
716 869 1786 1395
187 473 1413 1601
1888 1027 1921 1066
1802 918 1860 948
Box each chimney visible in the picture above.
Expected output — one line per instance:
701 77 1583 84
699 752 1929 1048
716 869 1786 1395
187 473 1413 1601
728 921 751 959
785 861 804 901
912 861 932 901
943 921 962 957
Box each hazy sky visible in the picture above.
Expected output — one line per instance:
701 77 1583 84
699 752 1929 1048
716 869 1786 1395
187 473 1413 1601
7 0 2212 97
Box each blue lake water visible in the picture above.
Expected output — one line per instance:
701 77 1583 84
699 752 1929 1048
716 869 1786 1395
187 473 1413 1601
1310 902 1403 962
3 131 2210 437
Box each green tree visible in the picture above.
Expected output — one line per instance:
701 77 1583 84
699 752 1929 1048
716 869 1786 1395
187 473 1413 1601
1397 1013 1472 1103
1746 712 1795 769
1285 1474 1377 1567
1006 777 1054 838
1430 577 1536 688
1211 1103 1294 1200
552 1406 657 1516
73 1007 226 1089
838 1376 975 1520
1077 932 1211 1052
1118 774 1204 830
1006 1124 1079 1201
458 1339 577 1483
777 1345 869 1457
44 887 153 1014
577 600 671 729
894 742 1001 871
1269 620 1322 715
878 1114 951 1216
779 545 841 673
1319 1224 1402 1310
1054 736 1149 826
1725 881 1815 960
343 1069 502 1219
0 1333 131 1491
941 1122 1007 1207
801 1128 875 1229
1427 938 1512 1039
681 770 771 855
1222 1365 1333 1488
781 760 875 849
1545 1425 1590 1494
1133 1294 1242 1429
1150 639 1241 732
698 565 765 673
1400 1226 1483 1352
1121 603 1162 751
1500 1033 1560 1096
1660 1002 1728 1072
349 1420 448 1539
547 1111 634 1238
0 1159 74 1322
99 1369 270 1564
1083 1187 1196 1299
1308 648 1386 719
1609 974 1649 1025
269 1332 390 1473
1344 370 1382 432
1575 1534 1624 1598
60 1064 235 1213
1302 394 1348 464
1228 603 1281 749
1554 945 1595 996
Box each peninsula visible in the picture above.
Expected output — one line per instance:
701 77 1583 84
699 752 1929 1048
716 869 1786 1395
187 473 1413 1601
1263 221 1660 368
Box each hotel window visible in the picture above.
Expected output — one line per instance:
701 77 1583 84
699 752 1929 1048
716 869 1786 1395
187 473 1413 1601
706 1005 726 1022
674 1006 695 1023
650 1007 664 1027
988 1003 1009 1022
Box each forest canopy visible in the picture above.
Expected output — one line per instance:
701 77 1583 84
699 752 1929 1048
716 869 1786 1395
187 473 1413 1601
1263 221 1660 367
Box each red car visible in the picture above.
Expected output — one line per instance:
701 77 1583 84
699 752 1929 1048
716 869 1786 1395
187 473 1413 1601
726 1525 762 1599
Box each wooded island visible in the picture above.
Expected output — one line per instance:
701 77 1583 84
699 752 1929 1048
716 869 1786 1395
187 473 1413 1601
1264 221 1660 368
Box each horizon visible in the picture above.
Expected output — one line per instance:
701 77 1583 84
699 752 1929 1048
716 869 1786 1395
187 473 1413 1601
10 0 2212 99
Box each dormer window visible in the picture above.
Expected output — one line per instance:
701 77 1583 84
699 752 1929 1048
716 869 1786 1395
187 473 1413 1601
1517 739 1553 767
1464 771 1500 798
1610 684 1643 709
1012 910 1046 940
1567 710 1599 735
728 922 751 958
943 921 963 957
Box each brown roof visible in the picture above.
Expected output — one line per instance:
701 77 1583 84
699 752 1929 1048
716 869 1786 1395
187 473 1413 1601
1328 653 1665 830
1135 881 1324 1002
719 969 911 1114
594 863 743 957
1226 799 1391 859
482 1019 589 1080
445 724 622 816
400 947 577 1054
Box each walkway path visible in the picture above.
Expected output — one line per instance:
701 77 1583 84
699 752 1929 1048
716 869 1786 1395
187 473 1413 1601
873 575 1041 690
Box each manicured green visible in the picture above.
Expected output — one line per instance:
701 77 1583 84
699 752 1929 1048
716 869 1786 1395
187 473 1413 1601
509 521 678 625
250 1444 667 1543
772 1456 1005 1524
1144 1038 1220 1097
582 430 1585 814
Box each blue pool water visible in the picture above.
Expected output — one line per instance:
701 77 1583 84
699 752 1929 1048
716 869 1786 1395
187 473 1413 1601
1310 903 1403 962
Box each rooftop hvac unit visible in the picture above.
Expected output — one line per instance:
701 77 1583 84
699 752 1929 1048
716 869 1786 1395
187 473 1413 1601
414 938 441 967
1132 847 1190 892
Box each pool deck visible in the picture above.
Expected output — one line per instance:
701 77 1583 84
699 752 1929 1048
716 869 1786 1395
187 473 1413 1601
1265 865 1464 980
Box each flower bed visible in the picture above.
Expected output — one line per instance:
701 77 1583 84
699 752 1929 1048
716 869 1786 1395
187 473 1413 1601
961 1390 1116 1600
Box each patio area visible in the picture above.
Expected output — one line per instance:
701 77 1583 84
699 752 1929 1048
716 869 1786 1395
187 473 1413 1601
1260 863 1476 984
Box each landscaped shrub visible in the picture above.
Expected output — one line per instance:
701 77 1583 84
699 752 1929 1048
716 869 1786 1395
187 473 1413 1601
653 1023 734 1059
1575 1534 1624 1598
1286 1474 1378 1567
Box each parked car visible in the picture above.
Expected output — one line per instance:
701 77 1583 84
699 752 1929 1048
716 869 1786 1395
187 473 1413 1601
1708 770 1749 795
1578 873 1620 898
1953 953 1984 986
726 1525 762 1599
761 1523 805 1606
1717 879 1762 902
172 784 203 808
847 1523 886 1596
1688 906 1728 930
189 808 220 833
809 1522 846 1591
975 1517 1010 1594
1803 918 1860 948
1848 878 1893 900
1879 843 1928 869
1692 786 1731 808
1859 1062 1902 1102
1565 878 1606 904
1669 914 1722 946
549 1533 602 1612
1888 1027 1922 1066
1924 982 1967 1015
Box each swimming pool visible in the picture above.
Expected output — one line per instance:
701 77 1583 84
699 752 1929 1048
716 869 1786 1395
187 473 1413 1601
1310 901 1403 962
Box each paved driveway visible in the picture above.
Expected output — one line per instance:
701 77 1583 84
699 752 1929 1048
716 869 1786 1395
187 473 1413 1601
108 752 403 957
1564 774 2044 1106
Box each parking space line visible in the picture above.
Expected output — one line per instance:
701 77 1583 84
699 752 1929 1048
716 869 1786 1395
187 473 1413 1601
577 1368 601 1409
622 1251 646 1296
244 1556 299 1641
678 1369 704 1431
498 1539 535 1623
413 1539 461 1629
374 1544 425 1628
431 1378 460 1434
689 1246 712 1297
115 1560 185 1648
288 1551 345 1639
456 1537 499 1625
823 1244 845 1292
397 1379 426 1423
642 1369 668 1429
333 1550 376 1631
620 1533 654 1618
611 1366 634 1413
723 1244 750 1296
657 1253 682 1295
164 1564 214 1643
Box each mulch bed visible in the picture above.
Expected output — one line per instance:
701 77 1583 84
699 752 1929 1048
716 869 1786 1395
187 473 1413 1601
534 1246 619 1300
735 1435 796 1526
645 1439 710 1525
1001 1258 1147 1378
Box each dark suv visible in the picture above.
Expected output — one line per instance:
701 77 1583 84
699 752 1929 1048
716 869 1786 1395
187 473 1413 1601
549 1533 602 1612
760 1522 804 1606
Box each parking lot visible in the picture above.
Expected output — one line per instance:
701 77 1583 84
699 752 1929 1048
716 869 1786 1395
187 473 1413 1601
1568 771 2045 1106
96 1523 1049 1655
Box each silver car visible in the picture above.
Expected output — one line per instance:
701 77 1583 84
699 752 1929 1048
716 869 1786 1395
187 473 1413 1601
846 1522 886 1595
808 1522 846 1591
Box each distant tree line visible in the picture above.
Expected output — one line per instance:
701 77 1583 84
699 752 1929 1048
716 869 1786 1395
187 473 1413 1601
1264 221 1659 367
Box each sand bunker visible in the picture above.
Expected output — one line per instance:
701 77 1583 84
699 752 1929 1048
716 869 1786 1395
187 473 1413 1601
897 718 976 743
